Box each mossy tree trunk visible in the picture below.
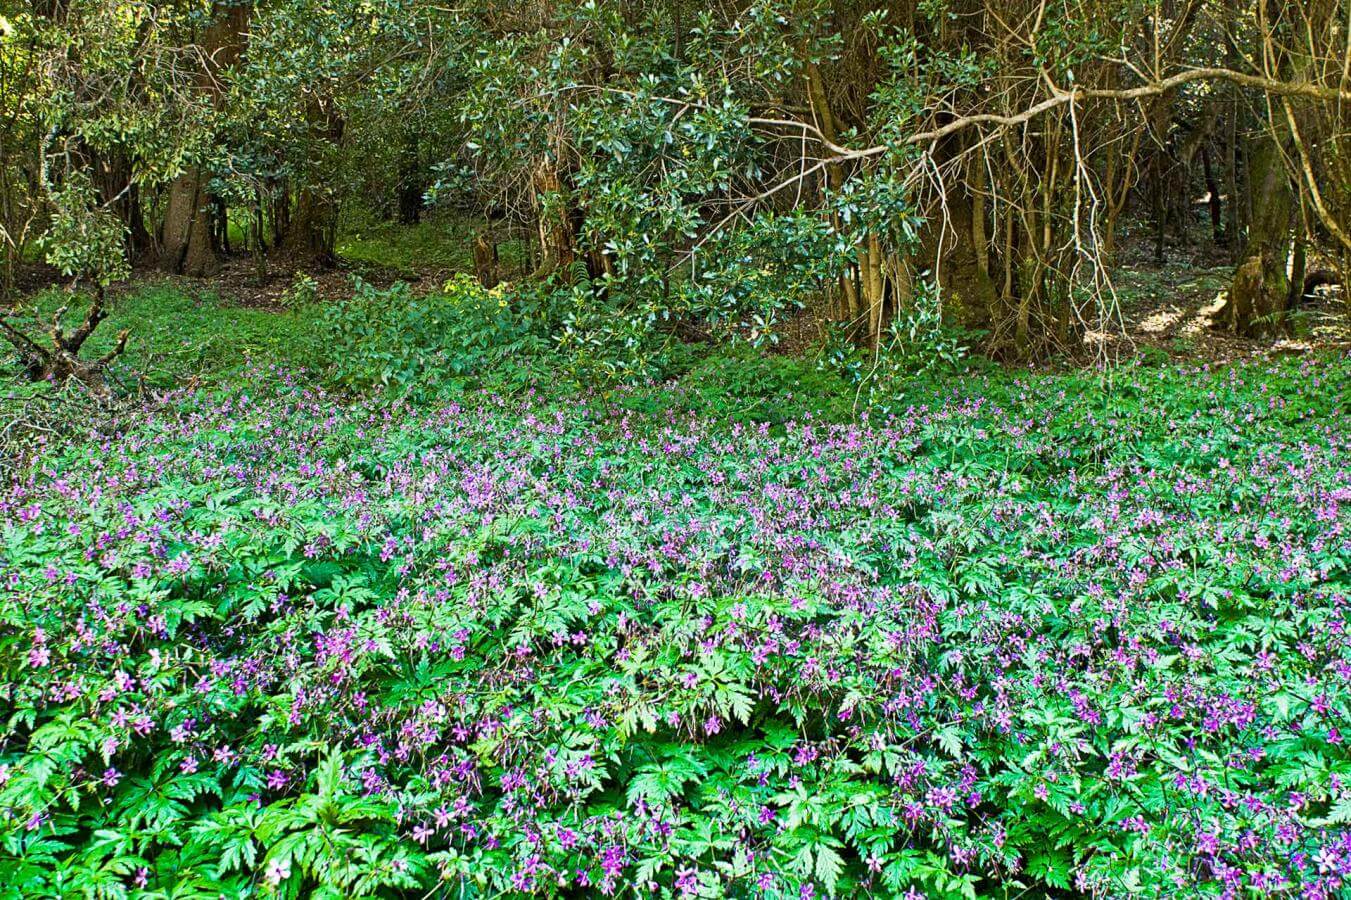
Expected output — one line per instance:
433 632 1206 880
531 157 578 279
1224 127 1295 337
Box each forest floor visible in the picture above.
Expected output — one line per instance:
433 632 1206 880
771 238 1349 365
1107 239 1350 363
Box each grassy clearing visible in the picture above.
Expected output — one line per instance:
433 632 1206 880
5 285 325 387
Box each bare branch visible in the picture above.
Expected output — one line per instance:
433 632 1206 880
97 329 130 366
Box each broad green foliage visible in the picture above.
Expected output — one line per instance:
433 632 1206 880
317 276 552 395
450 0 920 357
30 0 217 181
1 347 1350 897
227 0 452 218
40 175 130 287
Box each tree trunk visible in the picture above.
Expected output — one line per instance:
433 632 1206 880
1222 0 1244 258
531 158 576 279
935 186 997 331
863 232 884 346
213 195 230 255
1225 114 1242 256
1152 155 1168 264
1224 135 1294 337
1200 145 1224 245
473 229 499 288
397 132 423 225
277 98 344 265
157 2 249 275
271 185 291 248
279 185 338 264
1287 234 1306 312
92 151 152 261
160 170 219 276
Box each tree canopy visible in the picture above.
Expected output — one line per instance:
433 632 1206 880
1 0 1348 368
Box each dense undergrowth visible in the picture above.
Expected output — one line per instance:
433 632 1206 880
2 283 1351 898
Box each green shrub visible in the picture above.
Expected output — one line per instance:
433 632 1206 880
318 275 552 397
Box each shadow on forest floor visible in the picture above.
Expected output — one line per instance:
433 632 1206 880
1106 237 1348 364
